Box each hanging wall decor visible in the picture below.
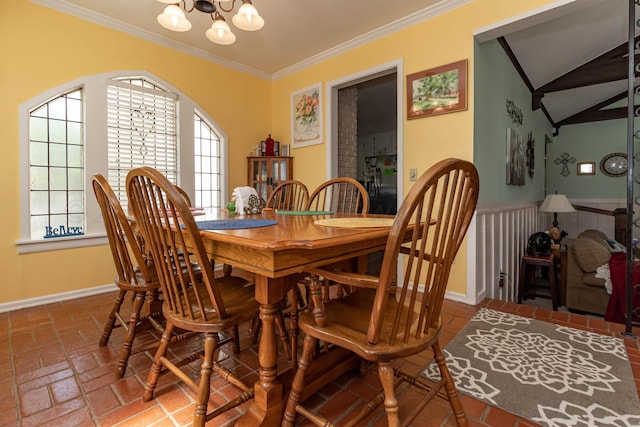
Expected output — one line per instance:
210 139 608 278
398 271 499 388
526 131 535 180
506 100 523 126
554 152 576 176
406 59 468 119
506 128 525 186
291 82 323 148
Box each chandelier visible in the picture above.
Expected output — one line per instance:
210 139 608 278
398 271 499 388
156 0 264 45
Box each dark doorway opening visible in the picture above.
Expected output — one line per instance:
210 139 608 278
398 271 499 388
338 73 398 216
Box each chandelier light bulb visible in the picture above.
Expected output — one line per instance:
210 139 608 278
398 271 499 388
232 1 264 31
206 16 236 45
157 5 192 32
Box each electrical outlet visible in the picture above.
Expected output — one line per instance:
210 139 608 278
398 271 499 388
409 168 417 181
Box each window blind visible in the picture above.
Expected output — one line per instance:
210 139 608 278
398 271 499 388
107 80 178 206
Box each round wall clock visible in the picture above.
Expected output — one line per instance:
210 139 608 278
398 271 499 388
599 152 628 177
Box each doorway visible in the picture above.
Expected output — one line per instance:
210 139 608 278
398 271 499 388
325 59 404 216
351 74 398 214
326 60 404 275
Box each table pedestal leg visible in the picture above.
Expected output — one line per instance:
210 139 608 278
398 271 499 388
235 278 284 426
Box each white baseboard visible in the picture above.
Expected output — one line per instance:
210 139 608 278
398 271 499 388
1 285 479 314
1 264 229 314
0 284 115 314
445 289 484 306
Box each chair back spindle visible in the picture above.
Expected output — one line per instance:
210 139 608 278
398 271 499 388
265 180 309 210
307 177 369 214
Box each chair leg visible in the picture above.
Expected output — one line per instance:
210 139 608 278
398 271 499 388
249 317 261 343
143 322 175 402
115 291 146 379
230 325 240 354
275 307 292 362
100 289 126 347
288 287 299 370
378 362 401 427
433 340 467 426
283 334 317 426
193 332 218 427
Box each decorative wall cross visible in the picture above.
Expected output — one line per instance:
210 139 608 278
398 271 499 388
554 152 576 176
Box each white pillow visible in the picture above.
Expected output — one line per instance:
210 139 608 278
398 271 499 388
604 239 626 253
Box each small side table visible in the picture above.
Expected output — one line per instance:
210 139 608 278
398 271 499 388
518 253 559 310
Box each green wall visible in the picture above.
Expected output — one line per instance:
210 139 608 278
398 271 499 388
546 120 630 198
475 39 633 202
474 39 551 203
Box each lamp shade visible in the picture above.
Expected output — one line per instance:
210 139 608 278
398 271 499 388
232 2 264 31
206 17 237 45
157 5 192 32
539 194 576 213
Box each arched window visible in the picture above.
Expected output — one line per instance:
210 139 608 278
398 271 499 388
18 71 227 253
28 89 84 240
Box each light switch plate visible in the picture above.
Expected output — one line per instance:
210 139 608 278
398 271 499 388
409 168 417 181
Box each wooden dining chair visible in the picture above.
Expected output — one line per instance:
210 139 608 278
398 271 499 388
283 158 479 427
304 177 371 303
126 166 260 426
306 177 369 214
92 174 167 379
174 184 192 206
265 179 309 210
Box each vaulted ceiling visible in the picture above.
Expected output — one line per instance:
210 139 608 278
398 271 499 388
493 0 640 134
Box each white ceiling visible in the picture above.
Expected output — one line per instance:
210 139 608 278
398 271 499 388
36 0 639 127
36 0 451 77
495 0 638 125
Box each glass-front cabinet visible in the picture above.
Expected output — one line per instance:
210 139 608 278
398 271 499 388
247 156 293 202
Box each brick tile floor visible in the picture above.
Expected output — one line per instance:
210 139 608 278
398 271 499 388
1 292 639 426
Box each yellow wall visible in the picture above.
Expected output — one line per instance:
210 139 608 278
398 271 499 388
271 0 558 294
1 2 270 304
1 0 557 305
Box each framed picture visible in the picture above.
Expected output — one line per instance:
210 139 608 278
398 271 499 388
281 144 290 156
406 59 467 119
274 141 280 156
577 162 596 176
291 82 323 148
506 128 525 186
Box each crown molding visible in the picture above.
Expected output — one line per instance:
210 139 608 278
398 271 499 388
32 0 471 81
272 0 473 80
30 0 271 80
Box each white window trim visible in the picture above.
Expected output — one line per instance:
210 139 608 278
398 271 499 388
18 70 228 254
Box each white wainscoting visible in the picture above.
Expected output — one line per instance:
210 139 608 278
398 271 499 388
475 201 539 302
475 198 626 304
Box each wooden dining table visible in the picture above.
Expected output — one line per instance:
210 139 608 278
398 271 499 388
189 209 398 426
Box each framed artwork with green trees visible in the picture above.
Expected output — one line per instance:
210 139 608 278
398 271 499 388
406 59 467 119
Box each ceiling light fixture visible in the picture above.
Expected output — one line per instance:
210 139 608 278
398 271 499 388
156 0 264 45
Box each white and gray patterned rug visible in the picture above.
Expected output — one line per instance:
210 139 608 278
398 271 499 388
422 308 640 427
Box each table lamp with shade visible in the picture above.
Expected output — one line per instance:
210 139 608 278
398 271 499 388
539 193 576 245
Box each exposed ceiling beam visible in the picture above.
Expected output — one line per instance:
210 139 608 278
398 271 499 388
498 35 638 130
556 90 639 126
535 36 640 95
497 37 556 128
